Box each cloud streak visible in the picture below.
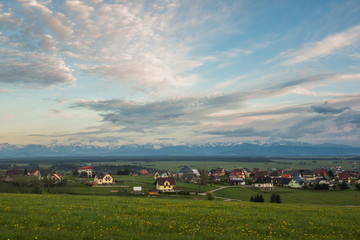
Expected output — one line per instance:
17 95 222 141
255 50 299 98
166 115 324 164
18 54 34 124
273 24 360 65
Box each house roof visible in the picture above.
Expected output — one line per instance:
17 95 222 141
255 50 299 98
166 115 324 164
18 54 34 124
338 172 350 179
292 176 304 185
95 173 111 179
156 177 176 186
215 168 225 173
254 176 272 184
281 178 292 185
79 166 93 170
6 169 24 176
178 166 193 174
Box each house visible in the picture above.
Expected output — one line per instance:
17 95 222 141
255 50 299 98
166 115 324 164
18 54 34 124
338 172 351 184
315 168 327 177
156 177 176 192
229 169 246 179
28 169 42 180
253 171 269 181
254 176 273 190
28 169 41 177
5 169 24 182
288 176 305 188
269 170 283 179
139 169 148 176
178 166 193 178
281 173 291 179
300 170 315 181
94 173 113 185
47 171 63 184
177 166 200 179
78 166 93 178
180 173 199 184
153 171 171 180
228 176 245 185
214 168 226 177
313 176 333 187
279 178 292 186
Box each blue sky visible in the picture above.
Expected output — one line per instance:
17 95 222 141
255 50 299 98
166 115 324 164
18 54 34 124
1 0 360 147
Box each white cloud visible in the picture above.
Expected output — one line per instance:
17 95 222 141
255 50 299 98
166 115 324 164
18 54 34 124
0 49 75 87
274 25 360 65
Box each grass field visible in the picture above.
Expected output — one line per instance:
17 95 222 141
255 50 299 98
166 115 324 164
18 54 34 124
90 158 359 172
0 193 359 240
214 186 360 205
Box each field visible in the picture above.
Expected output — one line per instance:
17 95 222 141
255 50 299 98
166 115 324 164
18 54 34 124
214 186 360 205
0 193 359 240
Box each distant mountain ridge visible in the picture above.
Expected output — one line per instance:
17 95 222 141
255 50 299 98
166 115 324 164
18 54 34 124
0 141 359 158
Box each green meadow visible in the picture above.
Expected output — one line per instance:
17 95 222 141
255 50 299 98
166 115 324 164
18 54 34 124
0 193 359 240
214 186 360 205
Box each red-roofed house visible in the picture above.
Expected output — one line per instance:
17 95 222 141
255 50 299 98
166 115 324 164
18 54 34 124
78 166 93 178
315 168 327 177
139 169 148 176
47 171 63 184
229 169 246 179
281 173 291 179
214 168 226 177
338 172 351 184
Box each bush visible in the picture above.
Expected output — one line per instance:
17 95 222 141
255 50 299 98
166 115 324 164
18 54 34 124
340 182 349 190
206 191 215 200
315 183 330 190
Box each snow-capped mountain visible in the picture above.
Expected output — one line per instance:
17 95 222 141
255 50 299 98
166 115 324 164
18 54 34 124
0 141 360 158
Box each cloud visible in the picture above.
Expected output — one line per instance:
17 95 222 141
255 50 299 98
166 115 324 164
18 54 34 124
0 49 75 88
311 102 350 115
204 127 273 138
335 110 360 128
273 24 360 65
71 73 357 131
0 3 76 88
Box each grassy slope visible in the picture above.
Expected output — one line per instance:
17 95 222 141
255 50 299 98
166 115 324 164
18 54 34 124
0 193 359 240
214 186 360 205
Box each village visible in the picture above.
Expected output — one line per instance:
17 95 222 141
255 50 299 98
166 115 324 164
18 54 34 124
1 163 360 196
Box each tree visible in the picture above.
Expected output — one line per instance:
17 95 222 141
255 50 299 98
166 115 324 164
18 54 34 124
270 193 281 203
79 171 89 178
198 169 209 187
206 191 215 200
245 177 253 185
327 170 335 178
251 194 264 202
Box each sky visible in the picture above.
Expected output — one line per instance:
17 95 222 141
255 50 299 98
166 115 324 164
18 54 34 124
0 0 360 147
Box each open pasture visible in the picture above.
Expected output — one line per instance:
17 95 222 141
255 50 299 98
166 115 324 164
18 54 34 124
0 193 359 239
214 186 360 205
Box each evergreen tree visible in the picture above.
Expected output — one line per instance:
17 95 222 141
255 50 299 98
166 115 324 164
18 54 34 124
270 193 277 203
276 194 281 203
258 194 264 202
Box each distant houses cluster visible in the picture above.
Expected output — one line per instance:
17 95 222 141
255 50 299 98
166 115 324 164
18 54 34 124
1 163 359 195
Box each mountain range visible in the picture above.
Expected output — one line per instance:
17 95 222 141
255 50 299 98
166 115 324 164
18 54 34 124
0 142 359 158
